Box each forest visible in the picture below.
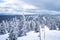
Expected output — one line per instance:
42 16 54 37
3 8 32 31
0 14 60 40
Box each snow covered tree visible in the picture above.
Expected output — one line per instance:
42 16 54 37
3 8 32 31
2 20 9 33
0 20 7 35
35 21 40 32
30 20 36 31
0 23 5 35
19 14 27 36
9 17 19 40
25 21 31 32
18 20 24 37
30 21 34 30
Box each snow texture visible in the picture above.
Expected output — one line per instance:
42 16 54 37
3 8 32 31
0 28 60 40
18 31 39 40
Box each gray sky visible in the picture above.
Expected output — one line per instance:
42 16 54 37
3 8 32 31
0 0 60 15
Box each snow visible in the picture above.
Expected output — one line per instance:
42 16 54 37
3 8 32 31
0 33 9 40
18 31 40 40
40 25 60 40
44 26 60 40
45 30 60 40
0 31 39 40
0 28 60 40
45 26 49 31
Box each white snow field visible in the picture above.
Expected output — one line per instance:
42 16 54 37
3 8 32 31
0 33 9 40
18 31 40 40
45 26 60 40
0 27 60 40
0 31 40 40
40 25 60 40
45 30 60 40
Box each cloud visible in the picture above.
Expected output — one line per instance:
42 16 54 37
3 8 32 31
0 0 60 15
0 0 37 15
23 0 60 11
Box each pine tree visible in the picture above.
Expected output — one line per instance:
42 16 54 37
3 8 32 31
9 17 19 40
0 21 6 35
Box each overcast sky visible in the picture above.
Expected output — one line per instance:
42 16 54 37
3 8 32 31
0 0 60 15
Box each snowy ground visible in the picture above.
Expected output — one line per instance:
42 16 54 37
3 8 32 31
0 27 60 40
45 30 60 40
40 25 60 40
45 26 60 40
0 31 39 40
18 31 39 40
0 33 9 40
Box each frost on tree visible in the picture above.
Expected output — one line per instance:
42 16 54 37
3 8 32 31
18 20 25 37
0 21 6 35
9 17 19 40
35 21 40 33
18 15 27 37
